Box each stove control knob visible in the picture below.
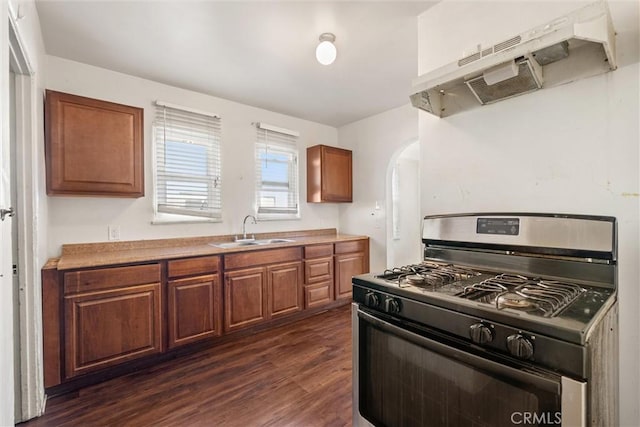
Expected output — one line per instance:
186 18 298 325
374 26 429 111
384 297 401 314
469 323 494 344
364 292 380 308
506 334 534 360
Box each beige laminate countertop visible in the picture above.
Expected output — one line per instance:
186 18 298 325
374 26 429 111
50 229 369 270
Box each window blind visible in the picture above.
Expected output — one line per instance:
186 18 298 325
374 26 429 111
154 103 222 219
255 124 299 218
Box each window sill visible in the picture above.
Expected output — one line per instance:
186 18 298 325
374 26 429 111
152 213 222 225
256 214 301 222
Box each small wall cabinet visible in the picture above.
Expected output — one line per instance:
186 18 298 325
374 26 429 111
307 144 352 203
45 90 144 197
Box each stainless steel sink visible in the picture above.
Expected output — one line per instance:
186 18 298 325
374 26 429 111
209 238 295 249
210 241 260 249
254 238 295 244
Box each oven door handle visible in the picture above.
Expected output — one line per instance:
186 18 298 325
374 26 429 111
357 309 561 394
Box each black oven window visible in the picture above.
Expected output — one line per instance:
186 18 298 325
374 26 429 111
359 321 561 427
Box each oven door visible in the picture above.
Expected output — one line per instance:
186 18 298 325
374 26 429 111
352 304 586 427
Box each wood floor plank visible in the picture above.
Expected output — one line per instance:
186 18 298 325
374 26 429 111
21 305 353 427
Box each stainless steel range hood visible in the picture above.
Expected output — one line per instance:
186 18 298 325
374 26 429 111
411 1 617 118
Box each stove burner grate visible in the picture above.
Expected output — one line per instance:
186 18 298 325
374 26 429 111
462 274 586 317
377 262 482 290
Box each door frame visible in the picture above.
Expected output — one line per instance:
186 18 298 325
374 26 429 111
8 7 46 422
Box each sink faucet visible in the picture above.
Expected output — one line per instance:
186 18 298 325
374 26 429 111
240 215 257 240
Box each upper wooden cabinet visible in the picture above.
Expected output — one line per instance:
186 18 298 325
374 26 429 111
44 90 144 197
307 144 352 203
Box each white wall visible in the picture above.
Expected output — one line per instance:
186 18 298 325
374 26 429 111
337 104 418 272
45 56 340 257
418 1 639 425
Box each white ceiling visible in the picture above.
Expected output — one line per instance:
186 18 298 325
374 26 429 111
35 1 437 127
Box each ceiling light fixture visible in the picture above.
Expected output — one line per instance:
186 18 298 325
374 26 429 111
316 33 337 66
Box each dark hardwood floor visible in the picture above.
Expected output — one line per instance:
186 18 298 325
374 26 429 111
23 305 353 427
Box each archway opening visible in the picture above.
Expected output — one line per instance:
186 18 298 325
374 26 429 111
386 140 421 268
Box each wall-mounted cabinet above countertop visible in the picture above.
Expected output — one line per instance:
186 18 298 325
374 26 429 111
307 144 352 203
44 90 144 197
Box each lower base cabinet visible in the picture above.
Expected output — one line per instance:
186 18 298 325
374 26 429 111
304 252 335 308
224 267 268 332
168 274 221 349
44 238 369 389
224 261 304 332
64 283 162 379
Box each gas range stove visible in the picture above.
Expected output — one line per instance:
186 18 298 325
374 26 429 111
352 213 617 378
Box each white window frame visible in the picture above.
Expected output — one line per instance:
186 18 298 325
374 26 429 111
255 122 300 220
152 101 222 223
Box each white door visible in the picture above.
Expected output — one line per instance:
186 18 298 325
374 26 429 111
1 9 17 424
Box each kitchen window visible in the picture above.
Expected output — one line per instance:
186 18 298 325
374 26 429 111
255 123 300 220
153 102 222 221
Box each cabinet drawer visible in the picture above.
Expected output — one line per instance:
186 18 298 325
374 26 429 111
224 247 302 270
304 244 333 259
305 281 333 308
168 256 220 278
335 239 367 254
64 264 161 295
305 257 333 283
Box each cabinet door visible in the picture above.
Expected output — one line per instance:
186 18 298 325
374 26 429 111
224 267 267 332
267 261 303 319
322 146 352 202
335 253 365 300
45 90 144 197
64 283 162 379
168 274 221 349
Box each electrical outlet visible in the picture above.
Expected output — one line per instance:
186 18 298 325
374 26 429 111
108 225 121 241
